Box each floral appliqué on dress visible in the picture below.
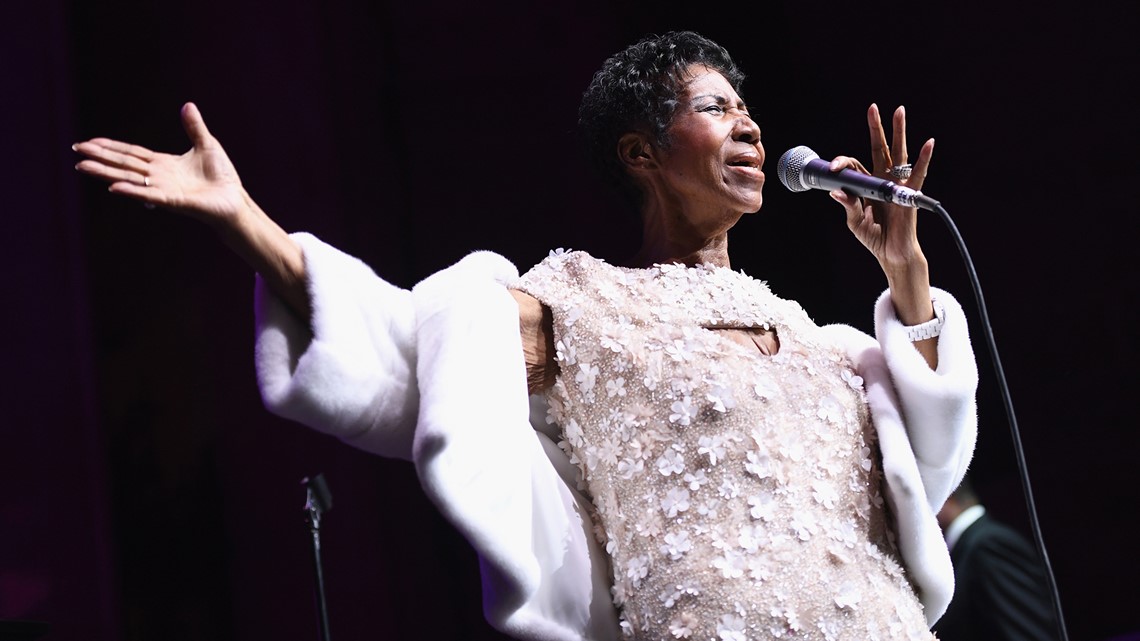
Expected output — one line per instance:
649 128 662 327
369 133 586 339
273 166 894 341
516 251 932 641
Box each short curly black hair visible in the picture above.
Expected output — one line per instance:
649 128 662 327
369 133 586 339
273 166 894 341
578 31 745 204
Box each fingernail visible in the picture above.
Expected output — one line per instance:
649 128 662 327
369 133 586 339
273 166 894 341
71 143 78 151
829 190 844 201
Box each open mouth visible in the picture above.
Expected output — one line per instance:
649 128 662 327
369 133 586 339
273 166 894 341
727 155 761 170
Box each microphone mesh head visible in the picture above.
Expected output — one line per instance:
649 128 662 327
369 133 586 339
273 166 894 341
776 145 819 193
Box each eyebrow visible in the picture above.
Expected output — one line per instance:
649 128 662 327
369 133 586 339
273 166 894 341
690 93 749 112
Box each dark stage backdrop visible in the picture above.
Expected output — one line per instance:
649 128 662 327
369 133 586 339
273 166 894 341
3 1 1137 640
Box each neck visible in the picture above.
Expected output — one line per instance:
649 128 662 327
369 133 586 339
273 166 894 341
630 196 740 269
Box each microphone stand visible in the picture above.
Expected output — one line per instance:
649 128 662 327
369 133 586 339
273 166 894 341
302 474 333 641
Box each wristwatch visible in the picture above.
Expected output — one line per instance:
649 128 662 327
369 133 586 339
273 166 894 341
903 298 945 342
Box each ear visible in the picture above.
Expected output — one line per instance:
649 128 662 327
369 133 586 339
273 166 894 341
617 131 657 173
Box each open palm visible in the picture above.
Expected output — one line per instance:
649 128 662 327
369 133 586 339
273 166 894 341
75 103 247 226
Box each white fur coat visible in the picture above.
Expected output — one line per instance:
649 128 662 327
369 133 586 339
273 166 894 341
254 233 978 639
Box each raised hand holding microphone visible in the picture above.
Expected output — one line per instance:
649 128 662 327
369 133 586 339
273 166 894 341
792 104 941 366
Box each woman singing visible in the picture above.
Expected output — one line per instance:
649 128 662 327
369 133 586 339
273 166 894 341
75 31 977 641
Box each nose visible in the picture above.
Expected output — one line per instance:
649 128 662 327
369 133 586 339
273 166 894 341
733 115 761 145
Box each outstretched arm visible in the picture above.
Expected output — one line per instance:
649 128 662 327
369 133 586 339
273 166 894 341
74 102 310 320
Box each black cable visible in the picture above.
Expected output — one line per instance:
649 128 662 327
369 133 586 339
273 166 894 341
931 202 1070 641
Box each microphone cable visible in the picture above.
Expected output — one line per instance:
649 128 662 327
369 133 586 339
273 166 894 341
930 201 1070 641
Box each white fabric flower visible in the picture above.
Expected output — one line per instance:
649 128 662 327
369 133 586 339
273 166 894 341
698 435 727 465
706 383 736 413
574 362 598 393
606 376 627 397
669 613 697 638
712 548 746 579
626 555 650 588
669 396 697 426
636 508 664 538
791 512 817 541
683 469 708 491
817 394 844 424
744 449 773 478
753 376 777 400
697 497 721 519
716 613 747 641
657 449 685 476
784 607 803 632
834 581 861 610
737 524 764 553
748 554 773 581
812 479 839 509
717 478 740 499
599 328 625 353
661 487 691 517
564 306 584 327
661 530 693 560
841 368 864 390
563 419 583 448
748 492 776 521
616 457 644 480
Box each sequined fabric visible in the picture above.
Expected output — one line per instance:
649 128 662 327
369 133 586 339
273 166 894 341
515 251 933 640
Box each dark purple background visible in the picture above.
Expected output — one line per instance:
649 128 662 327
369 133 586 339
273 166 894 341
4 1 1137 640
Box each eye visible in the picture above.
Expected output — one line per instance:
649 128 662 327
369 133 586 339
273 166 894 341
701 105 725 114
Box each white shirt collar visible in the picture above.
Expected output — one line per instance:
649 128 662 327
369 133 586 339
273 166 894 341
945 504 986 551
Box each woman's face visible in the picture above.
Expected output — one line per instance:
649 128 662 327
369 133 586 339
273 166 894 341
653 65 765 222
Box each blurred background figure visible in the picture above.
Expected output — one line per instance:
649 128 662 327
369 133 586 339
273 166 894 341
933 477 1059 641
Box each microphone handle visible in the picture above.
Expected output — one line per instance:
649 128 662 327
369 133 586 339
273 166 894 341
804 158 939 210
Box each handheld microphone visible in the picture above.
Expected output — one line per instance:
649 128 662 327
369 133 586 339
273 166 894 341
777 145 940 211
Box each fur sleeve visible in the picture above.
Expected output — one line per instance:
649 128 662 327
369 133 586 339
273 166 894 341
411 251 619 641
253 232 419 460
874 287 979 512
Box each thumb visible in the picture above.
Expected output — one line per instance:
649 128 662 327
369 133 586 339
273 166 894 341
181 102 213 148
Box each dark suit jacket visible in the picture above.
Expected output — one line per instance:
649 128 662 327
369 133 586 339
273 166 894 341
932 513 1058 641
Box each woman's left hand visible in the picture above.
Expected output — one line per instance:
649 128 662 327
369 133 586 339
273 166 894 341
830 104 940 367
829 104 932 282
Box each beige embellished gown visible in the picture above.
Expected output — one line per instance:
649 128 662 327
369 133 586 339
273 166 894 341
516 251 934 641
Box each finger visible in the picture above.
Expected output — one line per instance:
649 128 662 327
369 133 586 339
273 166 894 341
892 105 908 166
89 138 155 160
108 181 164 208
73 141 152 174
867 103 891 175
181 102 213 148
828 155 871 176
75 159 152 186
830 189 867 229
908 138 934 191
